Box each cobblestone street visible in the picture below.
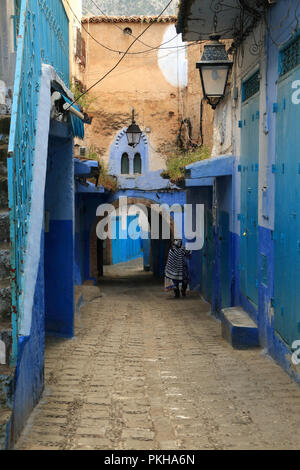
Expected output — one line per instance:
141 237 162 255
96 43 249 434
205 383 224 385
15 260 300 450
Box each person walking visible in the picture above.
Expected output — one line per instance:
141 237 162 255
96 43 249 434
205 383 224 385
165 239 191 298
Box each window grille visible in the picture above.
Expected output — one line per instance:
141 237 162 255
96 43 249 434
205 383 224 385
280 35 300 76
242 71 260 102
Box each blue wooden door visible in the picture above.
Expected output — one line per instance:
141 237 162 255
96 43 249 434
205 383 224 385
240 87 259 306
111 215 142 264
274 62 300 346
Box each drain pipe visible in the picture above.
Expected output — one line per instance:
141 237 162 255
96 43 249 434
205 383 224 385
51 91 85 121
62 101 85 121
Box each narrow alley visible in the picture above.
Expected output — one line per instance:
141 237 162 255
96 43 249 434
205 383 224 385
15 259 300 451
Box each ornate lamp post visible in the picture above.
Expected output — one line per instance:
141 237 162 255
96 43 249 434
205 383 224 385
126 108 142 147
196 35 233 110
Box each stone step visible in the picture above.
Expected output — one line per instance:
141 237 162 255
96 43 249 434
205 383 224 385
0 279 11 322
0 243 10 279
0 210 9 243
0 408 12 450
0 323 12 365
221 306 260 349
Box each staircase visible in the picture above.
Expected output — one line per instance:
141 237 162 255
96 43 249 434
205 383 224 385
0 114 14 450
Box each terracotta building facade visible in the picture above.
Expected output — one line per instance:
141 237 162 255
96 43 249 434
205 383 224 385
81 15 213 173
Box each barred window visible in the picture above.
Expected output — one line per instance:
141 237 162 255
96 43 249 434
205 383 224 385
280 35 300 76
242 70 260 102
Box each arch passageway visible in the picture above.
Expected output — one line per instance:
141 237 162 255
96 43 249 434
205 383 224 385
89 196 176 282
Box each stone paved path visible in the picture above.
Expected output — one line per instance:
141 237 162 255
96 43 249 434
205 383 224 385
15 259 300 450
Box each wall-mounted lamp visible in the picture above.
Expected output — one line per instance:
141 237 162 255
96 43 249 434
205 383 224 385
126 108 142 147
196 35 233 110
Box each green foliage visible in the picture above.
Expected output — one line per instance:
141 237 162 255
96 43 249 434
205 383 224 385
70 80 97 113
86 146 118 192
98 163 118 193
82 0 178 16
86 145 99 161
161 146 210 184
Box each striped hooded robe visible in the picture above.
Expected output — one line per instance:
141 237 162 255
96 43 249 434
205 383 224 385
165 245 190 282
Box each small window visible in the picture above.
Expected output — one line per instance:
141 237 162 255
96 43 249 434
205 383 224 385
280 35 300 76
121 153 129 174
133 153 142 174
79 147 86 157
242 70 260 102
123 27 132 35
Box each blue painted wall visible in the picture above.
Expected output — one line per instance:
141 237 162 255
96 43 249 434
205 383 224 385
44 133 74 338
12 230 45 442
187 176 232 315
75 193 84 285
12 121 76 443
142 236 151 270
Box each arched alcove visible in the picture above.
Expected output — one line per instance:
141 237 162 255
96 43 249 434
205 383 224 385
90 196 176 280
109 128 149 176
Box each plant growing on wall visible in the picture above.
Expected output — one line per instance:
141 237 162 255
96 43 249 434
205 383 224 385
86 145 118 192
86 145 99 161
161 146 209 184
70 79 97 113
98 162 118 193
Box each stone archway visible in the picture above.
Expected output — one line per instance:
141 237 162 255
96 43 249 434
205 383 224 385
89 195 177 280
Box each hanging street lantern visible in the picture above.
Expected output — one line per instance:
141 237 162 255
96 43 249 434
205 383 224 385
126 108 142 147
196 35 233 110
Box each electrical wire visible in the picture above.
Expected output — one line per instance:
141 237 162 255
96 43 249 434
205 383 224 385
88 0 172 49
65 0 189 56
65 0 175 110
83 21 193 55
80 40 202 83
83 47 188 79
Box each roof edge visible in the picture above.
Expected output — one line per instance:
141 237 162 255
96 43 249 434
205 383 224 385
82 15 177 25
186 155 235 178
